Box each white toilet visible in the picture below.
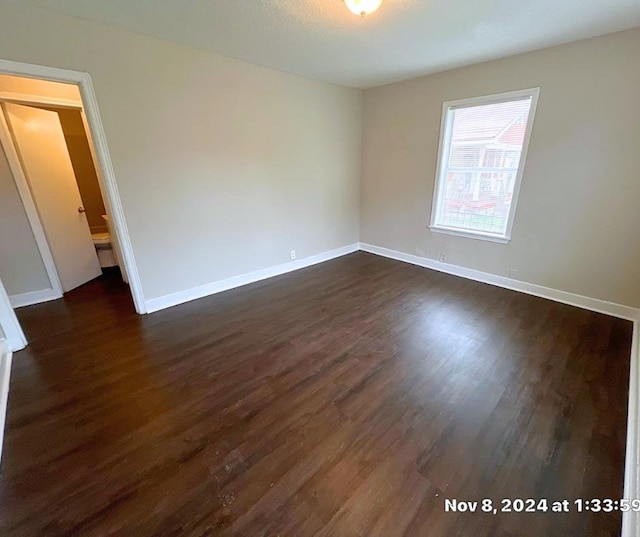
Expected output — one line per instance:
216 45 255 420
92 215 118 268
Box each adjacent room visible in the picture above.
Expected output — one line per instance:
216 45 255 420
0 1 638 536
0 74 127 310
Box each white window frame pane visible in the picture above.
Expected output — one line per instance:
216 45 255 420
429 87 540 243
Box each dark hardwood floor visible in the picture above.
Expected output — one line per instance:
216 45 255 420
0 252 632 536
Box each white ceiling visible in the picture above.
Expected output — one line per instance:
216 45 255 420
24 0 640 88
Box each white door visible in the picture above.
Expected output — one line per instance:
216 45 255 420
3 103 102 292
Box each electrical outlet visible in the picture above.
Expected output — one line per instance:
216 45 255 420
290 250 296 261
439 253 446 263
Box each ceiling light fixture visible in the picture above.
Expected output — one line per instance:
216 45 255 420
344 0 383 17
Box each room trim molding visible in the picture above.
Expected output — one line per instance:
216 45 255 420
0 279 25 353
10 288 62 309
359 242 640 322
145 243 360 313
623 322 640 537
0 339 13 463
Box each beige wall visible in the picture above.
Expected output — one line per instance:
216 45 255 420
0 142 51 296
57 109 107 233
361 28 640 308
0 2 362 302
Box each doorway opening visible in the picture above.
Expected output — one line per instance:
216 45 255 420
0 61 145 352
0 78 124 299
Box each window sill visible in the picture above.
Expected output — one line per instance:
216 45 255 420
428 225 511 244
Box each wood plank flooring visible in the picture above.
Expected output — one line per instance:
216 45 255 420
0 252 632 536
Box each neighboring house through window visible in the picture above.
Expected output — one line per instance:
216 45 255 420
430 88 540 243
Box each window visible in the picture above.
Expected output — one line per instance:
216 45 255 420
430 88 540 243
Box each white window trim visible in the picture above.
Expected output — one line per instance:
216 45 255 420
429 87 541 243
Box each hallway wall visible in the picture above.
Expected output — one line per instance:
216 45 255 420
57 109 107 234
0 142 50 297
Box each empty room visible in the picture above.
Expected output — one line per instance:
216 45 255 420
0 1 639 536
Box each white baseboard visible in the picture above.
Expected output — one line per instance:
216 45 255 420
145 243 360 313
10 288 62 309
359 242 640 322
624 322 640 537
0 339 12 464
146 241 640 320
